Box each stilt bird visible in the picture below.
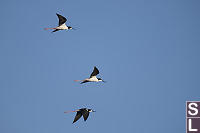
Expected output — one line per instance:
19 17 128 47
44 13 75 32
74 66 105 84
64 108 95 123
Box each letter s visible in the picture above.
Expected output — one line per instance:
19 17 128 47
188 103 198 116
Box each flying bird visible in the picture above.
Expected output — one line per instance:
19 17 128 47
74 66 105 84
44 13 75 32
64 108 95 123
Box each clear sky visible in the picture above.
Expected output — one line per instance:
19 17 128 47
0 0 200 133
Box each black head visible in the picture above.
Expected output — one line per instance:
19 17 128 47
88 109 96 112
68 26 72 29
68 26 76 30
97 78 106 82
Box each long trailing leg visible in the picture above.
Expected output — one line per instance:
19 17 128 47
64 110 78 113
74 79 89 84
74 80 83 82
44 28 57 30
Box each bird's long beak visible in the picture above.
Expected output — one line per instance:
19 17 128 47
92 110 96 112
72 28 76 30
102 80 106 83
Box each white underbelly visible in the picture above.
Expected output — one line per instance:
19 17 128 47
57 23 68 30
88 77 98 82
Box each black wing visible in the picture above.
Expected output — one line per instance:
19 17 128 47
56 13 67 26
80 80 89 84
82 110 90 121
73 111 82 123
52 29 60 33
90 66 99 78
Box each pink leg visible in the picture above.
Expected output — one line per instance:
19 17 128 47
64 110 76 113
44 28 57 30
74 80 83 82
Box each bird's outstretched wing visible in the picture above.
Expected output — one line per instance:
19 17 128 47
52 29 60 33
80 80 89 84
73 111 82 123
82 110 90 121
90 66 99 78
56 13 67 26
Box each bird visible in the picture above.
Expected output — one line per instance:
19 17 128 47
74 66 105 84
64 108 95 123
44 13 75 32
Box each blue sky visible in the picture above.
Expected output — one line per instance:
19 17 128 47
0 0 200 133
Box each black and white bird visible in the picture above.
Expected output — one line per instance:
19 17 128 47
64 108 95 123
74 66 105 84
44 13 75 32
